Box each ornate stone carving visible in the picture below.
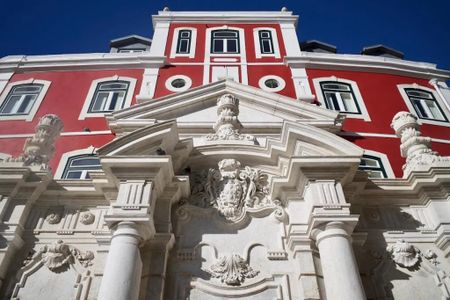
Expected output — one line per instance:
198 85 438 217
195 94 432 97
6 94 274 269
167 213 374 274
386 239 420 268
79 211 95 225
391 111 450 177
204 94 257 144
207 253 259 285
33 240 94 271
45 212 61 224
189 159 272 220
6 114 63 168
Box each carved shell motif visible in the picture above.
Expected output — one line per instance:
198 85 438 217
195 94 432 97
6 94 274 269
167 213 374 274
387 239 420 268
207 253 259 285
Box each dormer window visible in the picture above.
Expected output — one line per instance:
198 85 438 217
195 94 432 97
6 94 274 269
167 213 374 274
211 30 239 54
258 30 274 54
176 30 192 54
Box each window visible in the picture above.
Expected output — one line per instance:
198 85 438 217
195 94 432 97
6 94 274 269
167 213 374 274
253 28 281 59
359 155 388 179
320 82 360 114
0 84 43 115
313 77 371 121
79 76 137 120
165 75 192 92
0 79 51 121
211 30 239 54
118 48 145 53
405 88 447 122
258 75 286 92
170 27 197 58
89 81 129 113
176 30 192 54
62 155 101 179
258 30 274 54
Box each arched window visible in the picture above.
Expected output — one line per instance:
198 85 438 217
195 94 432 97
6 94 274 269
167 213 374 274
61 154 101 179
320 81 360 114
79 76 137 120
359 155 387 179
89 81 129 113
211 30 239 54
404 88 447 122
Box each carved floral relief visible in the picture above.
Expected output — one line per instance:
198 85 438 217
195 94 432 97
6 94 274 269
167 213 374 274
207 253 259 286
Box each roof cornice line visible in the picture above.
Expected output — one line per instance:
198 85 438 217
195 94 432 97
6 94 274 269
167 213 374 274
285 53 450 80
0 54 166 72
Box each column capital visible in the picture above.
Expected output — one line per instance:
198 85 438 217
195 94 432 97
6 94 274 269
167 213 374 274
112 221 155 242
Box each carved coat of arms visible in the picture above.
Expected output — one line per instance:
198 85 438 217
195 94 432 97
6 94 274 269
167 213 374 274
189 159 271 221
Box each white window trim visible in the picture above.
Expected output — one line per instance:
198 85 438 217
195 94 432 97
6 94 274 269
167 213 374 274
0 79 51 122
397 83 450 127
54 146 97 179
165 75 192 92
258 75 286 92
362 149 395 179
253 27 281 59
313 76 371 121
79 75 137 120
169 27 197 58
205 26 246 57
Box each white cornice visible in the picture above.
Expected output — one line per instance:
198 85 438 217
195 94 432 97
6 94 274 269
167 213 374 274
0 53 166 72
152 11 299 27
286 52 450 80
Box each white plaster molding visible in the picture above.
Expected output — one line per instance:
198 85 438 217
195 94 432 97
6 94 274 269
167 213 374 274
0 79 51 122
0 72 13 96
169 27 197 58
54 146 97 179
363 149 396 179
252 27 281 59
286 52 450 81
280 22 302 57
0 54 165 73
165 75 192 92
152 10 298 27
290 68 315 102
312 76 371 121
397 83 450 127
78 75 137 120
258 75 286 93
137 68 159 101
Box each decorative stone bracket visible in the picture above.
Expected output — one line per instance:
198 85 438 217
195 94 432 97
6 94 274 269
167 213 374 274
391 111 450 177
206 253 259 286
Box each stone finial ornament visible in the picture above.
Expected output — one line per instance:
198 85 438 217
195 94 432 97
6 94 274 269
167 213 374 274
207 253 259 285
7 114 63 169
391 111 449 177
204 94 257 144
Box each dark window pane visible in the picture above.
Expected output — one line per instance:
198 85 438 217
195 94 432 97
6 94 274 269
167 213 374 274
1 95 21 113
262 40 271 53
17 95 35 113
67 171 83 179
108 93 119 111
71 158 100 166
227 40 237 52
214 40 224 52
178 39 189 53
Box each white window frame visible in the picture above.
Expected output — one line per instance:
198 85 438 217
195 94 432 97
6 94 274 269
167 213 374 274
313 76 371 121
0 79 51 122
360 149 395 179
397 83 450 127
79 75 136 120
165 75 192 92
54 146 99 179
205 26 245 57
253 27 281 59
170 27 197 58
258 75 286 92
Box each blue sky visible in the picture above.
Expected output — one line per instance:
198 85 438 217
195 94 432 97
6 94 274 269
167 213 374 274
1 0 449 70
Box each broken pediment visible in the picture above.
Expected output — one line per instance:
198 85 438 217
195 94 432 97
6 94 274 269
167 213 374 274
107 79 343 135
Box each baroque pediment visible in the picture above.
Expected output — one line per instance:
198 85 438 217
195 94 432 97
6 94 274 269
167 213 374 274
107 79 343 135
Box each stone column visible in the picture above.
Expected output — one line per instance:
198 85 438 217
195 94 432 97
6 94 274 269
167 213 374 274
97 222 148 300
314 222 365 300
304 180 365 300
